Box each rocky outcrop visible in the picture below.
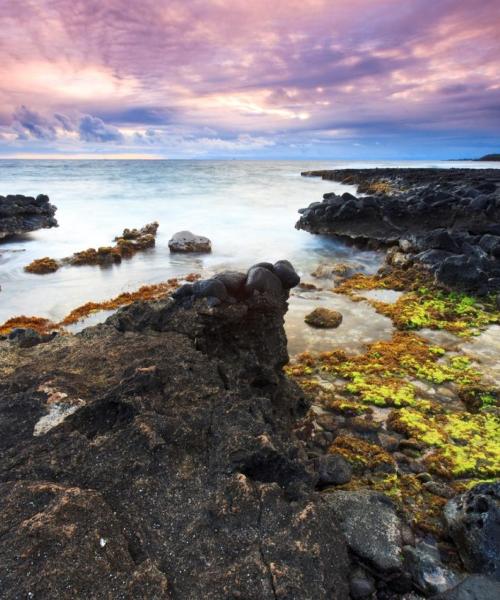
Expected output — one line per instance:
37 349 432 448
0 194 57 240
297 169 500 293
0 261 355 599
25 222 159 274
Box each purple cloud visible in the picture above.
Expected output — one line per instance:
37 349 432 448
0 0 498 156
12 106 57 140
78 114 124 143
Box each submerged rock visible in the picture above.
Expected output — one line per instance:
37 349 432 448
0 194 58 240
0 260 351 599
305 307 343 328
168 230 212 253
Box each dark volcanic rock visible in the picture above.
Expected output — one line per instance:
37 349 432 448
433 575 500 599
0 194 58 240
297 169 500 293
323 490 405 574
0 261 349 599
403 542 462 595
317 454 352 486
444 482 500 580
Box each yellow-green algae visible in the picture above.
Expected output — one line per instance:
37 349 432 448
335 266 499 336
286 332 489 410
287 277 500 537
389 408 500 479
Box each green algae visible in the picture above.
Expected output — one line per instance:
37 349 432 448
380 290 499 335
335 266 499 336
287 332 488 410
390 407 500 479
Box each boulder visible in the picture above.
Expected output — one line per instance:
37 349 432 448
317 454 352 486
273 259 301 288
245 266 283 297
168 230 212 253
305 308 343 328
403 543 462 595
323 490 405 573
444 482 500 579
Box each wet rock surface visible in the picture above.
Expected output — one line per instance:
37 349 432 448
444 482 500 580
0 261 355 599
323 490 405 574
25 222 159 274
0 194 58 240
297 169 500 293
305 307 343 328
433 575 500 599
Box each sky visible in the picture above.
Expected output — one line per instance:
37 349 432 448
0 0 499 159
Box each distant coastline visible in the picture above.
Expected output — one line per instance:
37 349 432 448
449 153 500 161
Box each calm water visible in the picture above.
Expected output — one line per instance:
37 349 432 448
1 159 498 353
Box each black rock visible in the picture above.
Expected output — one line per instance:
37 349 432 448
403 543 462 595
192 278 230 301
0 194 58 239
0 262 349 599
172 283 194 299
432 575 500 599
213 271 247 299
436 255 488 290
8 328 54 348
349 567 376 598
253 261 276 272
317 454 352 486
245 266 284 297
296 168 500 293
273 259 300 289
324 490 405 573
444 482 500 580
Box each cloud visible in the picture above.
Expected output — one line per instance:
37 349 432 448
0 0 499 156
12 106 57 140
78 114 124 143
54 112 75 131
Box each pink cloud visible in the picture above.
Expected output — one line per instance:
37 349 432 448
0 0 499 155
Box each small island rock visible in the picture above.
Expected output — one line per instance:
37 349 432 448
168 230 212 253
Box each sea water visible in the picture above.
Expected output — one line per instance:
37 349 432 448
1 159 498 354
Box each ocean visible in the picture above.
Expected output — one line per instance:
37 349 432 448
1 159 498 354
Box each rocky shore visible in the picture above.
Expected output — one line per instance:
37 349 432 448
0 194 57 240
297 169 500 294
1 259 499 599
0 261 353 599
1 169 499 599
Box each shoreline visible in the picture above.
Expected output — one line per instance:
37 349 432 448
0 166 499 598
